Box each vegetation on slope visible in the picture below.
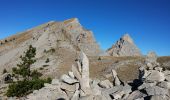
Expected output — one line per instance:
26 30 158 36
6 45 51 97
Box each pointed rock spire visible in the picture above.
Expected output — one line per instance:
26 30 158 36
107 33 142 57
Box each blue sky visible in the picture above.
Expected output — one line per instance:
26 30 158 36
0 0 170 56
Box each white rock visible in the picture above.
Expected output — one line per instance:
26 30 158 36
79 52 90 89
154 67 163 72
98 80 113 88
157 81 170 89
61 74 78 84
145 86 169 96
71 90 80 100
145 70 165 82
51 79 60 85
138 82 157 90
112 69 117 78
68 71 75 79
72 65 81 81
114 76 121 86
60 82 76 92
111 91 124 100
146 63 153 69
127 90 147 100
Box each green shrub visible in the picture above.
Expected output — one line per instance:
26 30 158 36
6 78 51 97
39 67 44 70
31 70 42 79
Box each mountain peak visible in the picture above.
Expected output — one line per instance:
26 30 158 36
63 18 79 24
121 33 133 44
107 33 142 57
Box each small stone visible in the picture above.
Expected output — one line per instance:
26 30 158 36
60 82 76 92
98 80 113 88
127 90 147 100
51 79 60 85
146 63 153 69
61 74 78 84
68 71 75 79
154 67 163 72
111 91 124 99
114 76 121 86
112 69 117 78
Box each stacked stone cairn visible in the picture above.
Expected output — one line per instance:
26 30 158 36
136 52 170 100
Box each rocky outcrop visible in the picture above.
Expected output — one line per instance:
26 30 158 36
107 34 142 57
137 52 170 100
4 51 169 100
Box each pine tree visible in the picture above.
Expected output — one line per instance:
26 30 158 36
7 45 51 97
12 45 36 80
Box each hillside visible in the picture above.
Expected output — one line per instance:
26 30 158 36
0 18 101 78
0 18 170 100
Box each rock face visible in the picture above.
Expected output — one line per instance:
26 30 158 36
107 34 142 57
0 18 101 78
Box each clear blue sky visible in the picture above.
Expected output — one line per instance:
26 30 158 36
0 0 170 56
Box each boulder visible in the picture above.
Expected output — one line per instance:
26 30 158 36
157 81 170 89
79 95 94 100
110 91 125 100
98 80 113 88
163 71 170 82
150 95 169 100
112 69 117 78
145 51 157 64
72 65 81 81
60 82 76 92
138 82 157 90
145 70 165 82
79 52 90 89
154 67 163 72
90 79 102 95
127 90 147 100
51 79 60 85
61 74 78 84
76 52 92 96
101 85 123 100
71 90 80 100
114 76 121 86
145 86 169 96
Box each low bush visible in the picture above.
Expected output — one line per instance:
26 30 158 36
6 78 51 97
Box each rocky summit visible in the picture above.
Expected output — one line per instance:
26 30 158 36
107 34 142 57
0 18 101 78
0 18 170 100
